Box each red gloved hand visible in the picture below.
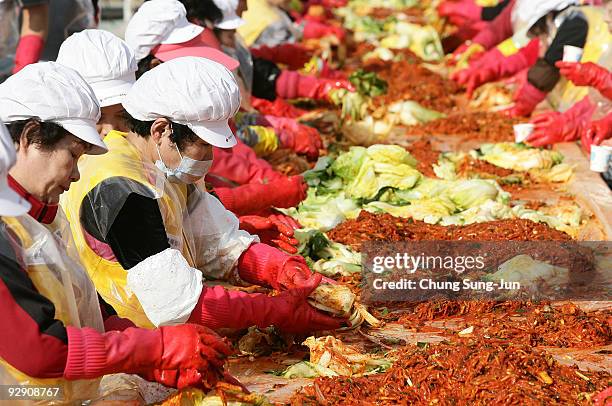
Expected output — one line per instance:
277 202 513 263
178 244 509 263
239 214 300 253
555 61 612 100
581 113 612 153
251 97 307 118
210 143 284 186
141 368 217 390
437 0 482 25
189 274 344 333
214 175 307 216
303 21 345 41
504 81 547 117
238 242 312 290
12 34 45 74
63 324 232 382
453 39 539 98
264 115 323 160
527 97 595 147
251 44 312 70
592 386 612 406
276 70 355 102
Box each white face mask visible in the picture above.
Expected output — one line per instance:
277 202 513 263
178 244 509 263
155 144 213 184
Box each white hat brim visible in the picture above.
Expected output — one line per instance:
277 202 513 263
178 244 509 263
216 15 246 30
0 185 31 217
187 120 237 148
91 78 135 108
58 119 108 155
162 21 204 45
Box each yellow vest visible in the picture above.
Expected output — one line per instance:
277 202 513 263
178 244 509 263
549 6 612 112
0 216 101 405
61 131 195 328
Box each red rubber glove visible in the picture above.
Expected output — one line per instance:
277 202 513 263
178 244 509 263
103 315 136 332
263 115 323 160
251 44 313 70
555 61 612 100
214 175 307 216
63 324 232 385
251 96 307 118
592 386 612 406
437 0 482 25
276 70 355 102
12 34 45 74
504 81 547 117
237 242 312 290
453 39 539 98
210 143 284 186
303 21 345 41
239 215 300 253
527 97 595 147
581 112 612 153
188 274 344 333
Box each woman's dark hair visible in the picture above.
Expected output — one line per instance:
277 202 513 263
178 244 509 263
136 54 157 79
125 113 200 150
178 0 223 25
6 119 68 150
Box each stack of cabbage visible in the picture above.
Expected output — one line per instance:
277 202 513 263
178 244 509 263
281 144 584 237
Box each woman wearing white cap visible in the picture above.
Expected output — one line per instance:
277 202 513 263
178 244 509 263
56 29 137 138
0 63 234 401
57 28 305 253
61 57 344 333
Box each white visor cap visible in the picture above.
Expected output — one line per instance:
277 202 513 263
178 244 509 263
122 56 241 148
0 62 107 155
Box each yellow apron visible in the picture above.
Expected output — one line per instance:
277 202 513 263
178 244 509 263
237 0 284 46
548 6 612 113
61 131 196 328
0 215 103 405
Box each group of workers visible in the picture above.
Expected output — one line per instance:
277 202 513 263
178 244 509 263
0 0 610 402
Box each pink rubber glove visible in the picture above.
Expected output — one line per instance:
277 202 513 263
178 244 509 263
303 21 345 41
251 44 313 70
264 115 323 160
63 324 232 384
214 175 307 216
237 242 312 290
556 61 612 100
239 215 300 253
188 274 344 333
527 97 595 147
453 39 539 98
437 0 482 25
581 112 612 153
12 34 45 74
276 70 355 102
504 81 547 117
210 144 284 186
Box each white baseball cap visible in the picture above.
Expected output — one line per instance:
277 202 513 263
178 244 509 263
57 29 137 107
125 0 204 61
212 0 245 30
0 62 107 155
122 57 241 148
0 120 31 216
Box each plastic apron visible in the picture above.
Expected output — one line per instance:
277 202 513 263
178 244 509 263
548 6 612 116
60 131 196 328
0 0 19 79
0 214 104 405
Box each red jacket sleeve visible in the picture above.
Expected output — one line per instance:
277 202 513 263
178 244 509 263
472 0 516 50
0 236 68 378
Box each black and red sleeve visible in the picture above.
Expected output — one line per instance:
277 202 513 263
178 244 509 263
0 229 68 379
